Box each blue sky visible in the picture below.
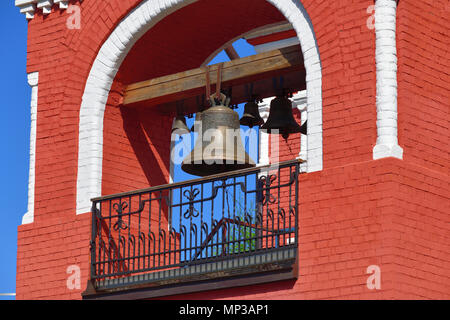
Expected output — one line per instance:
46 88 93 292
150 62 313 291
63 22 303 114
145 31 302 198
0 2 256 300
0 2 30 300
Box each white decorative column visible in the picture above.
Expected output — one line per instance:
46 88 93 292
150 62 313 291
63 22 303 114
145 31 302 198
22 72 39 225
169 137 175 184
258 98 271 166
373 0 403 160
292 91 308 172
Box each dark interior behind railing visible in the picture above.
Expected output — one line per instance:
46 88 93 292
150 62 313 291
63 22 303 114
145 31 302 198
89 159 301 285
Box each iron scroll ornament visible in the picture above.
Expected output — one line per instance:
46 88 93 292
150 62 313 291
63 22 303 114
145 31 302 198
112 200 146 231
113 202 129 231
183 189 201 219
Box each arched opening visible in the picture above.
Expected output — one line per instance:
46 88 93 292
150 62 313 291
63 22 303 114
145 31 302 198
100 0 311 196
78 0 322 296
77 0 322 216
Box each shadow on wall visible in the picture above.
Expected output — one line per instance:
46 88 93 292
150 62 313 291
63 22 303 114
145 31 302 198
269 108 302 162
121 107 172 189
161 279 297 300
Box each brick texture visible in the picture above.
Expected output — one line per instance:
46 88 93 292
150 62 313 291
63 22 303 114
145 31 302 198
161 158 450 300
397 0 449 175
16 0 449 300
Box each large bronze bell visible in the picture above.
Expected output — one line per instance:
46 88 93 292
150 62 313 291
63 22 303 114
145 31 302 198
261 95 304 139
171 115 190 135
240 100 264 128
182 94 256 176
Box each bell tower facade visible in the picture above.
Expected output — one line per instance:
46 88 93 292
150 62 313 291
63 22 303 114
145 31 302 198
15 0 449 300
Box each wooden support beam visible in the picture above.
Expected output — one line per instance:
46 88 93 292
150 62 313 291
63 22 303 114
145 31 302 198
224 45 240 60
123 45 305 114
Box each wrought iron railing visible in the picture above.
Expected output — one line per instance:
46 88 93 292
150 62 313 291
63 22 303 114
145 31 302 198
89 159 301 286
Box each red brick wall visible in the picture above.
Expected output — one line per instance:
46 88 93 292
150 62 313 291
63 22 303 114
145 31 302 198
397 0 450 175
16 0 288 300
388 161 450 299
162 158 450 300
266 1 377 168
16 215 91 299
17 1 146 299
102 103 173 196
311 1 377 168
16 0 449 300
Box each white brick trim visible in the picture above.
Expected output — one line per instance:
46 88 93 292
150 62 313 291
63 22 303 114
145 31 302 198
54 0 69 10
373 0 403 160
292 90 308 173
22 72 39 225
36 0 53 15
16 0 79 19
76 0 323 214
258 98 271 166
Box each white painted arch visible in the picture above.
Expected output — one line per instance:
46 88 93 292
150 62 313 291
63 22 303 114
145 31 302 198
76 0 323 214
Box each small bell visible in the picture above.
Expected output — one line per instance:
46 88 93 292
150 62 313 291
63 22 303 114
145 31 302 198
171 115 190 135
239 100 264 128
261 96 303 139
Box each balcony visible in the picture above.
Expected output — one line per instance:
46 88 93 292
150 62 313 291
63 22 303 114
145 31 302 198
83 159 301 299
